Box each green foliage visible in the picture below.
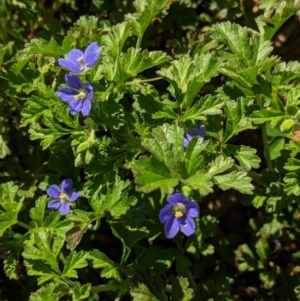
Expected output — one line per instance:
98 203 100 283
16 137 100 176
2 0 300 300
0 182 24 236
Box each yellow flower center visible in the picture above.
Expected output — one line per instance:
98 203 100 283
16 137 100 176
75 90 87 100
174 211 183 218
59 192 68 203
173 202 186 219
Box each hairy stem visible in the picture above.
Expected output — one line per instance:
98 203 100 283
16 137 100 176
256 95 274 171
175 241 198 292
90 283 121 293
17 221 31 230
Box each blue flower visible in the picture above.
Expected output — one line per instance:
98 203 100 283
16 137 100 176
159 193 199 239
183 124 206 149
58 42 101 73
56 74 93 116
47 179 80 216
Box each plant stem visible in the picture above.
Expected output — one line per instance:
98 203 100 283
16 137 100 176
256 95 274 171
8 94 22 112
138 76 162 83
17 221 31 230
175 241 198 292
125 77 163 85
90 283 121 293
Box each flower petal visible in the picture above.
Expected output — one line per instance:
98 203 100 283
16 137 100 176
198 124 206 137
85 82 94 100
83 42 101 68
69 100 83 115
167 193 187 204
159 204 173 223
46 185 61 198
65 74 82 89
164 216 179 239
58 58 82 73
183 138 189 149
47 200 61 210
56 88 77 102
81 99 91 116
179 215 196 237
61 179 73 194
59 203 70 216
186 201 199 218
69 191 80 202
67 49 84 61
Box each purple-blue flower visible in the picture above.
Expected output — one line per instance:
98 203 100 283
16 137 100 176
56 74 93 116
159 193 199 239
183 124 206 149
58 42 101 73
47 179 80 216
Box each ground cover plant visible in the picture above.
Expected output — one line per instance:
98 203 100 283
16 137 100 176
1 0 300 300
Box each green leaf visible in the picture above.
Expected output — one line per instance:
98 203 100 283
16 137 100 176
21 95 54 126
29 283 60 301
251 110 285 127
127 0 173 37
132 156 180 194
214 171 254 194
185 216 218 256
101 22 132 59
235 244 262 272
0 182 24 236
18 37 65 59
182 170 213 196
184 137 207 175
212 22 273 66
89 249 122 281
30 195 48 227
182 94 224 121
3 252 18 279
171 277 193 301
126 246 174 276
212 22 253 63
224 99 254 142
259 271 275 288
110 223 149 257
0 135 11 159
143 124 185 173
269 138 285 160
130 270 168 301
284 170 300 196
256 1 300 40
89 177 133 218
208 156 234 176
157 54 220 108
72 283 91 301
29 116 70 150
63 250 89 279
225 145 261 171
22 230 63 273
24 259 56 285
175 251 191 277
106 48 170 81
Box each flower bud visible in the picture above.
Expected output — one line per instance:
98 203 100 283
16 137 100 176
182 185 192 197
280 119 295 133
286 105 298 116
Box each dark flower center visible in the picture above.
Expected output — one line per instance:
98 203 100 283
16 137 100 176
59 192 68 203
172 202 186 218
